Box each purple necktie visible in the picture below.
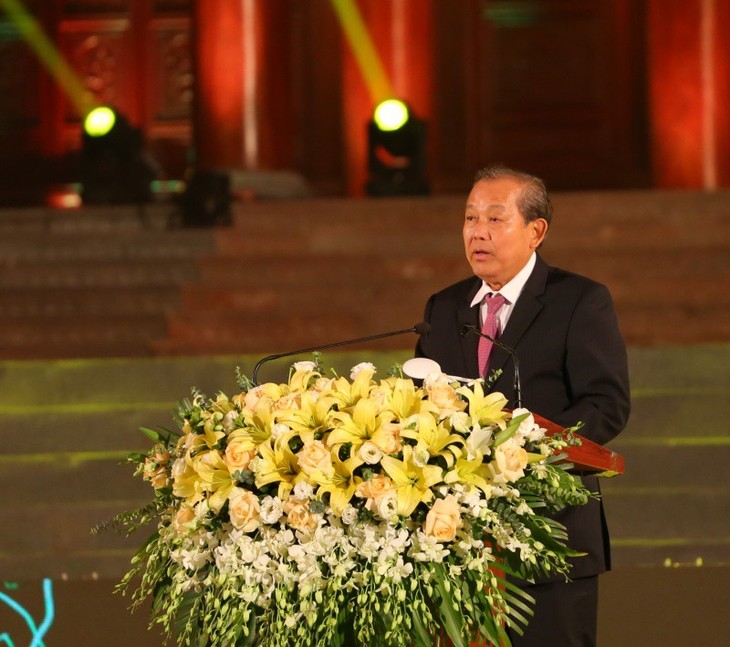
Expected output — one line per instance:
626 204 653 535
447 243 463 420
477 293 507 378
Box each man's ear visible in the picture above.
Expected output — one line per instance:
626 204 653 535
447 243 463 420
530 218 548 249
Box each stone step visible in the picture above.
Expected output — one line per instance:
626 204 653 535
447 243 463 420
0 259 201 289
0 203 176 234
0 315 168 359
0 286 181 317
0 229 215 263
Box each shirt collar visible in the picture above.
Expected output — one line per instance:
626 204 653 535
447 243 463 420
469 252 537 307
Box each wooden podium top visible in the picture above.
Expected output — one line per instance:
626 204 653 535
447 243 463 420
533 413 624 476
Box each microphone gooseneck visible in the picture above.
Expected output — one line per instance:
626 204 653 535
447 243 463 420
252 322 432 385
461 324 522 409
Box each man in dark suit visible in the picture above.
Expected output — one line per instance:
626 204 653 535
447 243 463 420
416 165 630 646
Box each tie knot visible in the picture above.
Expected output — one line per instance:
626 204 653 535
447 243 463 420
483 292 507 313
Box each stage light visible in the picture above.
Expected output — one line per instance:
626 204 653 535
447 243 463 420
366 99 429 196
373 99 409 132
83 106 116 138
80 109 158 204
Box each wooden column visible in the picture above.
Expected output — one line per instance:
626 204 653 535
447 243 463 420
192 0 293 172
648 0 730 188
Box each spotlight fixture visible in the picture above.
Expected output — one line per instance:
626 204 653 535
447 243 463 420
80 106 157 204
366 98 429 196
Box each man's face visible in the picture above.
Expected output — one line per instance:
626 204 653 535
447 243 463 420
463 176 548 290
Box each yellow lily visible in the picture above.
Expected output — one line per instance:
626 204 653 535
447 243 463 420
380 446 443 517
327 396 393 449
275 390 338 445
330 367 375 410
310 450 363 516
382 377 427 419
288 366 320 394
233 397 277 448
254 430 301 500
193 450 235 513
456 381 510 427
443 446 494 496
401 412 463 465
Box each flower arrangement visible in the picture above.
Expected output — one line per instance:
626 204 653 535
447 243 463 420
108 359 591 647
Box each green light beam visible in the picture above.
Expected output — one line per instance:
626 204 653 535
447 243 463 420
328 0 393 104
0 0 94 116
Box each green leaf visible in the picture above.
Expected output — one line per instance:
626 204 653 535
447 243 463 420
411 609 434 647
139 427 166 443
493 413 528 447
433 564 468 647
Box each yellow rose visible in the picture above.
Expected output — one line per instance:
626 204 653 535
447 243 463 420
490 438 528 483
423 495 462 542
225 437 257 472
142 456 170 489
426 382 467 417
296 440 334 476
172 505 196 535
356 473 395 501
228 489 261 532
372 422 403 455
283 497 319 532
274 392 301 411
312 377 336 393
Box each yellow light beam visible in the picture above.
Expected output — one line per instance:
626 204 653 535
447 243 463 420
0 0 94 116
328 0 393 104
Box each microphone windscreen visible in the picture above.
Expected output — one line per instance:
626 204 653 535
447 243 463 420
414 321 431 335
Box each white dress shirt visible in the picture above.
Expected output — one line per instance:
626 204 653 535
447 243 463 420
469 252 537 333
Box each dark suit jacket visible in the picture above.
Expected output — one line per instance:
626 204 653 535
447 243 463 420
416 254 630 580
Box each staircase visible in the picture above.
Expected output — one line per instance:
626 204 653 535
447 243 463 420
158 189 730 355
0 190 728 359
0 205 215 359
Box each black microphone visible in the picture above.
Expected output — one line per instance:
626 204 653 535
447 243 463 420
252 322 432 385
461 324 522 409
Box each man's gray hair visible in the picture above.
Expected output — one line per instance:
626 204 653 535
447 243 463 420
473 165 553 226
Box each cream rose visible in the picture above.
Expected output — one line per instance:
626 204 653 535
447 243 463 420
426 382 467 417
225 437 257 472
242 386 264 411
490 438 529 483
143 456 170 489
273 392 301 411
296 440 334 476
172 505 196 535
356 474 395 501
283 497 319 532
312 377 335 393
423 495 462 542
372 422 403 455
228 489 261 532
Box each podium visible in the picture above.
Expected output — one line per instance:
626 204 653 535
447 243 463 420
534 413 624 475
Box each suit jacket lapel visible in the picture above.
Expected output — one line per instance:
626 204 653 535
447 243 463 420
457 278 482 377
490 255 549 375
